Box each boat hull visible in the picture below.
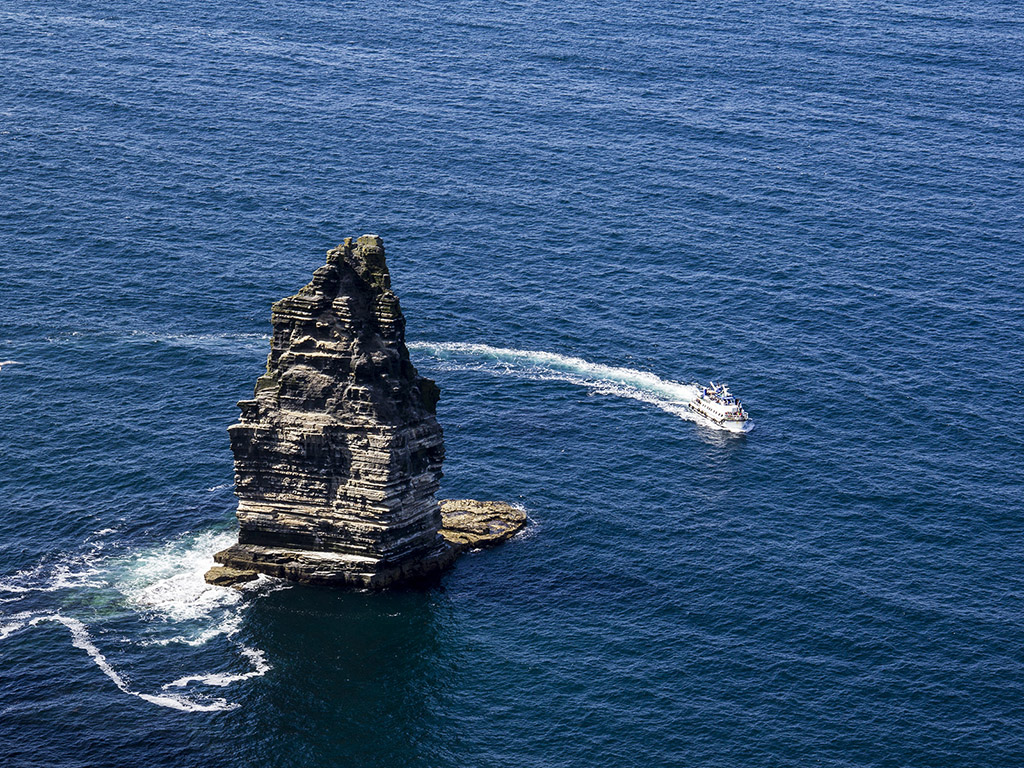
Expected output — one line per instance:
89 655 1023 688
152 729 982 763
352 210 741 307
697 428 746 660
719 418 754 433
688 402 754 433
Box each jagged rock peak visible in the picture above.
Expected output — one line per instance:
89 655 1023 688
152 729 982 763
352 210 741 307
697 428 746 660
255 234 439 420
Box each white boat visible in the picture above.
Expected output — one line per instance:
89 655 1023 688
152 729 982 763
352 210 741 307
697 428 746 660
689 382 753 432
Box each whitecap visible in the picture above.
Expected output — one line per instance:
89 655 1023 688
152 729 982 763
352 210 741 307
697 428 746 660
114 530 242 623
141 612 244 648
511 509 539 542
0 611 34 639
162 646 271 689
0 621 26 639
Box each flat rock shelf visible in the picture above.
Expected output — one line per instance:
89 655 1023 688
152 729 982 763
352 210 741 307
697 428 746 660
438 499 528 551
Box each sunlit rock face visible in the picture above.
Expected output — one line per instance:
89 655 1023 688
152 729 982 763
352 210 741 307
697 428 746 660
210 235 452 588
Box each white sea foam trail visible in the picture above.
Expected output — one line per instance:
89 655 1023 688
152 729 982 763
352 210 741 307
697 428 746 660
0 529 280 712
163 646 271 689
0 360 21 373
408 342 703 422
26 614 237 712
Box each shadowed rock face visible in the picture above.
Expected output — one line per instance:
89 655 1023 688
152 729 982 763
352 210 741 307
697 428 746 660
211 235 452 588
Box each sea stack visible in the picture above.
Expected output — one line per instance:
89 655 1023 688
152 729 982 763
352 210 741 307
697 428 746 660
207 235 524 588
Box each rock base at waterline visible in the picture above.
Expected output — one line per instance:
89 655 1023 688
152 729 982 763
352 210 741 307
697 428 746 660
204 565 260 589
205 499 526 589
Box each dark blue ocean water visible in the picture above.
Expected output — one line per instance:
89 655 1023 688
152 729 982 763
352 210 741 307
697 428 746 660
2 0 1023 765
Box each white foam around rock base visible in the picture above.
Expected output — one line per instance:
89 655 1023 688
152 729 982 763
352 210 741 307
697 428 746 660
0 528 281 712
116 530 243 622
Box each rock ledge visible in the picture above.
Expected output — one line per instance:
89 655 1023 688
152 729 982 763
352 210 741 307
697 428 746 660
204 565 260 589
440 499 527 552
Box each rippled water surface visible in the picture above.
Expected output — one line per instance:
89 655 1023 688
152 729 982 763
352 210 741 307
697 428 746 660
2 1 1023 766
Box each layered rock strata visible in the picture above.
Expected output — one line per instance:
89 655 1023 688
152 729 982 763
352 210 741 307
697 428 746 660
207 499 527 589
208 236 524 589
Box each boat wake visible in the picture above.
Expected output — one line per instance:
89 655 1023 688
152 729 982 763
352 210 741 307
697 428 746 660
41 329 270 356
408 342 748 431
126 330 270 355
0 529 284 712
29 331 752 431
